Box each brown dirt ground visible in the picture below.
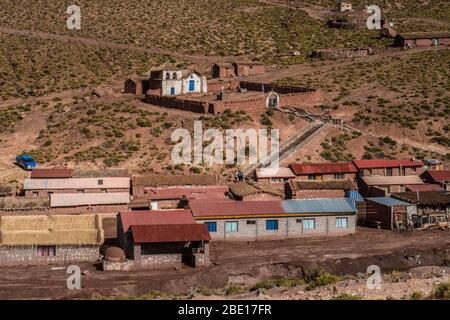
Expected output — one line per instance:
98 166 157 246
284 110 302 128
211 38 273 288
0 227 448 299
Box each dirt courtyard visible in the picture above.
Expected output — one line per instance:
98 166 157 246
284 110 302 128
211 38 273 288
0 227 449 299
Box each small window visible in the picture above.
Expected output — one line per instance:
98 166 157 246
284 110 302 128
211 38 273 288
386 168 393 176
303 219 315 230
334 173 345 179
77 189 85 193
101 189 107 193
247 220 256 225
307 174 316 180
37 245 56 257
166 72 170 80
205 222 217 233
98 179 104 185
266 220 278 231
32 191 39 197
225 221 238 233
173 72 177 79
296 219 302 223
336 217 348 228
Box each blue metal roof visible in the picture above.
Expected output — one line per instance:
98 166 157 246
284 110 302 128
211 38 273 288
366 197 412 207
282 198 357 214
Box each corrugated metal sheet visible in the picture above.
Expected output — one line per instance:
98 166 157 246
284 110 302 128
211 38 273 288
366 197 413 207
31 168 74 179
256 168 295 179
50 192 130 207
346 190 364 202
24 177 130 190
353 160 423 169
289 162 357 175
425 170 450 183
119 210 195 232
131 224 211 243
361 175 424 186
189 200 284 217
282 198 357 214
405 184 443 192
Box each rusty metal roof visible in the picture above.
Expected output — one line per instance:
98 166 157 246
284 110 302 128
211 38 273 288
31 168 74 179
353 159 423 169
189 200 283 217
289 162 357 175
130 224 211 243
119 210 195 232
422 170 450 183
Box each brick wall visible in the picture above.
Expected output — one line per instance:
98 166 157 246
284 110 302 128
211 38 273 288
24 188 129 197
0 205 128 216
197 214 356 241
292 189 346 199
0 245 100 266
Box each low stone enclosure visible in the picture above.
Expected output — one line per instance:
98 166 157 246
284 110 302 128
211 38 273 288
310 48 374 60
144 81 322 114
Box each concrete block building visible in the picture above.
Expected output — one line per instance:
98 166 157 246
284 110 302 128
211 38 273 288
353 160 423 177
0 214 104 265
189 198 357 241
289 162 358 181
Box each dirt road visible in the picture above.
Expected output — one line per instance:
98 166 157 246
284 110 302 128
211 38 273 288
0 227 448 299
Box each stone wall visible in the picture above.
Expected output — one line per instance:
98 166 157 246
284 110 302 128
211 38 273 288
103 259 135 271
0 245 100 266
137 254 182 270
145 94 209 113
197 215 356 241
310 48 372 60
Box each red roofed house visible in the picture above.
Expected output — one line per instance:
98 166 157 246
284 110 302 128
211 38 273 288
420 170 450 191
289 162 358 181
353 159 423 177
117 210 210 269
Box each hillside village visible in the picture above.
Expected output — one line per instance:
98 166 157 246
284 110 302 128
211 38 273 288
0 0 449 301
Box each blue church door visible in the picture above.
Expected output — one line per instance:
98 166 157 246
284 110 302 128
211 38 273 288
188 80 195 92
170 87 175 95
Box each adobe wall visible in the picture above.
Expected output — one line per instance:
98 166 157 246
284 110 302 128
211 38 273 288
293 189 345 199
145 94 209 113
295 173 356 180
0 205 128 216
24 188 129 197
207 79 240 93
310 48 371 60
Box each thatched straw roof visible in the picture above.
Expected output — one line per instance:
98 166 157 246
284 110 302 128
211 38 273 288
292 179 356 190
0 197 49 210
228 181 284 198
0 214 104 246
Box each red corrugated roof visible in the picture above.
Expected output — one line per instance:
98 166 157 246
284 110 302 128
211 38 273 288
353 160 423 169
131 224 211 243
145 186 228 200
405 184 443 192
289 162 357 175
31 168 74 179
424 170 450 183
119 210 195 232
189 200 283 217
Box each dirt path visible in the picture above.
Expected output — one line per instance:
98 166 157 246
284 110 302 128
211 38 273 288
0 228 448 299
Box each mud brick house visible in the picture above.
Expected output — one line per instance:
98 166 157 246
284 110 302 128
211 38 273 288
211 63 235 79
131 174 217 198
30 168 74 179
392 191 450 229
123 77 149 96
394 32 450 47
353 159 423 177
23 177 130 197
228 181 284 201
365 197 417 230
289 162 358 180
232 61 265 77
285 179 357 199
116 210 210 270
420 170 450 191
358 175 425 197
130 185 229 210
254 167 295 186
0 214 103 266
147 64 207 96
423 159 444 171
189 198 357 241
404 184 443 192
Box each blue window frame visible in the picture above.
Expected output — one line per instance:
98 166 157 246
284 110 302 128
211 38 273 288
336 217 348 228
188 80 195 91
303 219 315 230
205 222 217 233
225 221 238 233
266 219 279 231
